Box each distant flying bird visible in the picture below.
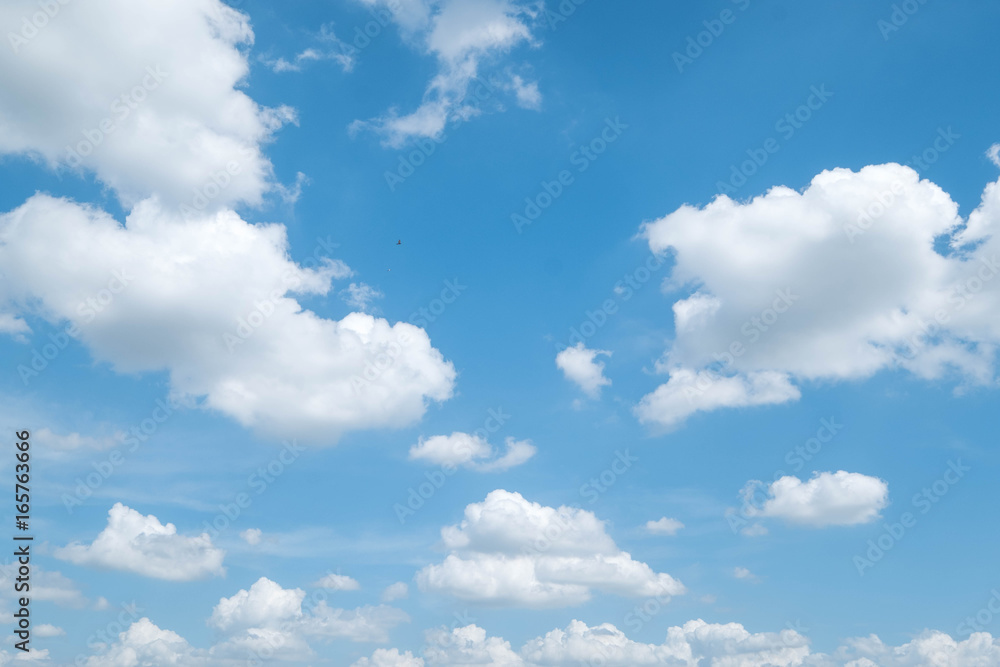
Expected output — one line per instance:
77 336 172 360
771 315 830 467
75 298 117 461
397 240 402 245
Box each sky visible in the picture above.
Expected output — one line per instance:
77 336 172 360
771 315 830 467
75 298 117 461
0 0 999 665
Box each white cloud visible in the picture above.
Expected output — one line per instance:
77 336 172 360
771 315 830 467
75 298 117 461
0 0 293 210
315 573 361 591
351 0 541 147
54 503 225 581
382 582 409 602
634 369 800 429
352 648 425 667
33 427 121 453
508 74 541 110
265 24 355 73
341 282 385 311
645 517 684 536
209 577 304 632
835 630 1000 666
988 143 1000 169
239 528 262 545
210 577 409 647
409 433 536 472
83 618 207 667
556 343 612 398
0 195 456 443
416 490 684 607
34 624 65 638
638 164 1000 427
424 624 524 665
732 566 755 580
520 619 811 666
743 471 889 527
0 564 87 608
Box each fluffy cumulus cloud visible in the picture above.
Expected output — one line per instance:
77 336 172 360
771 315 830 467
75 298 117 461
352 648 425 667
83 577 412 664
743 471 889 527
315 573 362 591
365 621 1000 666
634 369 800 429
351 0 542 146
0 195 456 442
416 490 684 607
54 503 225 581
409 432 536 472
555 343 612 398
209 577 409 647
0 0 294 210
79 602 1000 666
638 163 1000 427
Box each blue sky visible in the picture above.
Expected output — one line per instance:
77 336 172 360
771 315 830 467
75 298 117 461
1 0 1000 665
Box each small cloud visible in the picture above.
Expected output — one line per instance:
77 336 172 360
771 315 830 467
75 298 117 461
556 343 612 398
508 74 541 110
699 594 717 604
408 433 536 473
645 517 684 536
275 171 310 204
35 624 65 638
240 528 262 546
264 24 355 74
381 582 409 603
340 282 384 312
988 143 1000 168
733 567 756 581
315 573 361 591
740 523 769 537
93 597 110 611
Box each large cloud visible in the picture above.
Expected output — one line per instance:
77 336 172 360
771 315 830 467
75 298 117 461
637 163 1000 428
415 490 685 607
54 503 225 581
742 471 889 528
351 0 541 147
0 195 456 442
0 0 292 209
